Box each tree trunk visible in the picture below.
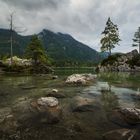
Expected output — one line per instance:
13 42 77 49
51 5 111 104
10 14 13 65
138 27 140 54
109 48 111 56
108 41 111 56
139 41 140 54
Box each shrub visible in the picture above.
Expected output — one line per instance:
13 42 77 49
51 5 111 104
127 54 140 67
101 54 121 66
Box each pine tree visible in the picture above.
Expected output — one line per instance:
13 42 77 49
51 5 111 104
132 27 140 53
100 17 121 55
25 35 47 65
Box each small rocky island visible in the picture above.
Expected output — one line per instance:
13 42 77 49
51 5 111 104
0 56 53 74
97 49 140 72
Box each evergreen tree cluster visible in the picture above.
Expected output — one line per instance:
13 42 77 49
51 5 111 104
25 35 48 65
132 27 140 53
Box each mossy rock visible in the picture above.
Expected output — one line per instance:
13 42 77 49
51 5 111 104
127 54 140 67
101 54 121 66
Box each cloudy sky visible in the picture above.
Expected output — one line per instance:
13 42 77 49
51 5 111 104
0 0 140 53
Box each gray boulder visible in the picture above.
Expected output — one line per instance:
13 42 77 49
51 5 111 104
66 74 97 85
30 97 62 123
108 108 140 126
12 97 62 124
119 108 140 124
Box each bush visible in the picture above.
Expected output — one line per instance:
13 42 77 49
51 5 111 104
101 54 121 66
127 54 140 67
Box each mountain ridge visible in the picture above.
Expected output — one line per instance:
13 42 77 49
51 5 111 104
0 28 105 65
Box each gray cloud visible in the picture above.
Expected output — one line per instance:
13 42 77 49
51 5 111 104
1 0 69 11
0 0 140 53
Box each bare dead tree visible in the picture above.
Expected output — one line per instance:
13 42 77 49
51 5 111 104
9 12 14 64
8 12 27 65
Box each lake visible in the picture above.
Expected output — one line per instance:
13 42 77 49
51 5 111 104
0 69 140 140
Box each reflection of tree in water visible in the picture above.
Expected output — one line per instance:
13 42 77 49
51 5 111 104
100 84 119 112
98 72 130 83
98 72 140 88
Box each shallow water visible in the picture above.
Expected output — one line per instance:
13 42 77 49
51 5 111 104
0 70 140 140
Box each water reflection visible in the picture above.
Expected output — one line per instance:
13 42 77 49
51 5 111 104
54 67 95 76
100 89 119 111
98 72 140 90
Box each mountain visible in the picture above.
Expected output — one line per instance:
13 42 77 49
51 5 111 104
0 29 31 56
0 28 104 65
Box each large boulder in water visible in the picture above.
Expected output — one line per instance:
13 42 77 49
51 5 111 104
108 108 140 126
30 97 62 124
118 108 140 125
66 74 97 85
12 97 62 124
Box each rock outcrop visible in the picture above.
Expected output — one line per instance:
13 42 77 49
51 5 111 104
98 50 140 72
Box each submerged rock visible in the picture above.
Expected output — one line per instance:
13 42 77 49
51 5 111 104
119 108 140 125
103 129 136 140
46 92 66 98
0 114 18 134
0 107 18 134
108 108 140 126
52 75 58 79
21 85 36 90
0 107 12 123
66 74 97 85
72 96 98 112
12 99 33 123
30 97 62 123
131 93 140 100
11 97 62 125
107 110 131 128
